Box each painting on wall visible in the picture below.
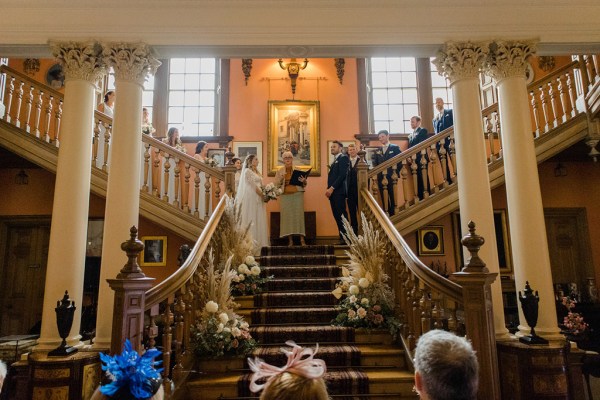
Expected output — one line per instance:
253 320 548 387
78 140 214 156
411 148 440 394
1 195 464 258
327 140 356 166
417 226 445 256
233 141 263 175
207 148 226 168
267 100 320 176
140 236 167 267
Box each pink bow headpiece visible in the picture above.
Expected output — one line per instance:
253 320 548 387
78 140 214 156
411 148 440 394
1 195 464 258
248 340 327 393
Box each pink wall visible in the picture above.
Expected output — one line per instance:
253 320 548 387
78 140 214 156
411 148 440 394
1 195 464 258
229 58 360 237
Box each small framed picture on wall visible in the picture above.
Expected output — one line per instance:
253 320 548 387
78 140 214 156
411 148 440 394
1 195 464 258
140 236 167 267
417 226 444 256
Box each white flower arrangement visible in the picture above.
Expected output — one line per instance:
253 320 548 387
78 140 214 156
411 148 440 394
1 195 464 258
205 157 218 167
261 182 283 202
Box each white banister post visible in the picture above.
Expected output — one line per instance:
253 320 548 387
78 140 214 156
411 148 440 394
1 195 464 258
94 43 160 350
37 41 106 351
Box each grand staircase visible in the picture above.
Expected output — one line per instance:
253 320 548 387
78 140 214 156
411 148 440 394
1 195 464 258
183 245 414 399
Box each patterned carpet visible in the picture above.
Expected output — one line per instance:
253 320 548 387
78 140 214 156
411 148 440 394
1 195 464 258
237 245 370 398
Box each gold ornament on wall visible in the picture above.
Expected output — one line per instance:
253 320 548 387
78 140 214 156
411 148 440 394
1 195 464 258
23 58 41 76
334 58 345 84
538 56 556 72
241 58 253 85
278 58 309 95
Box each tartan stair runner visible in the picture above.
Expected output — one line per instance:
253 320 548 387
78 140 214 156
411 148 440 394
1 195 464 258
187 244 415 399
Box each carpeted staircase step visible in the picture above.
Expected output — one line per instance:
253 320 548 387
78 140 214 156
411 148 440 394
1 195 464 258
254 291 337 307
261 245 335 256
251 307 338 324
261 265 341 278
260 254 337 266
264 277 338 291
250 325 355 344
248 344 362 367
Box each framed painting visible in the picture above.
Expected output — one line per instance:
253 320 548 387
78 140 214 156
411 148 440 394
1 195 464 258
267 100 320 176
417 226 445 256
140 236 167 267
327 140 356 165
233 141 263 175
364 146 381 169
452 210 513 273
207 148 226 168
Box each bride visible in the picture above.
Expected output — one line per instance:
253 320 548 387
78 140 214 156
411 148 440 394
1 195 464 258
235 154 269 254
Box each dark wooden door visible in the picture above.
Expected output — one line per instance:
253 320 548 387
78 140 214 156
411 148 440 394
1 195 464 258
0 220 50 336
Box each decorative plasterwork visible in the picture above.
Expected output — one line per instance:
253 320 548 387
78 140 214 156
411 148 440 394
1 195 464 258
241 58 253 85
432 41 489 84
49 41 106 83
485 40 537 82
334 58 345 84
102 42 161 85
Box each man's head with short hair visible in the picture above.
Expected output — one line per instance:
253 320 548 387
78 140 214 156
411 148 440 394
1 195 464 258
435 97 445 112
377 130 390 145
347 142 357 158
413 330 479 400
410 116 422 130
330 140 344 156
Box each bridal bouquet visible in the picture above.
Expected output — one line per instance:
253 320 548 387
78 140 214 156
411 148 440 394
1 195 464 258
261 182 283 202
205 157 218 167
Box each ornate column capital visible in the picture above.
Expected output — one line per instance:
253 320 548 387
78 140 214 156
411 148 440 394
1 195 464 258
49 41 106 83
102 42 161 86
485 40 537 82
432 41 489 84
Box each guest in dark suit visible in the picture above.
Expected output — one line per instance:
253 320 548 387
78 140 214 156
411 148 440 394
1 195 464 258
373 130 401 216
409 116 429 199
433 97 454 183
433 97 454 134
346 142 359 234
326 140 349 243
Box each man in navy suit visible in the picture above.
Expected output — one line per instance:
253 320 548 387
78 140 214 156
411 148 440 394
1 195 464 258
433 97 454 183
326 140 350 243
409 116 429 199
433 97 453 134
373 130 401 216
345 142 359 234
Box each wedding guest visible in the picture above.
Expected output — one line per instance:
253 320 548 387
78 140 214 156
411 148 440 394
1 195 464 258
433 97 453 134
409 116 429 200
413 330 479 400
193 141 211 218
275 151 307 246
97 90 115 117
0 360 6 394
326 140 349 244
236 154 269 254
346 142 360 235
233 157 242 193
141 107 155 136
164 127 186 154
248 341 329 400
372 130 401 216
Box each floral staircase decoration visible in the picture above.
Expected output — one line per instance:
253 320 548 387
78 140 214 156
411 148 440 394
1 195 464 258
220 197 272 296
560 296 589 339
190 251 256 358
331 213 400 338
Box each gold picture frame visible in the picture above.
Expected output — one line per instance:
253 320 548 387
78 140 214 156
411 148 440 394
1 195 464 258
267 100 320 176
417 226 445 256
452 210 513 273
233 141 263 175
140 236 167 267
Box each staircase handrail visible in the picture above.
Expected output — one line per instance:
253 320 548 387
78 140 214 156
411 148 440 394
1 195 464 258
530 60 579 90
0 65 64 98
361 188 462 301
145 193 227 308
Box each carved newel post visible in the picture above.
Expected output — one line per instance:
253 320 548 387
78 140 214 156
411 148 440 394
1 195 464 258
451 221 500 400
355 145 369 231
518 281 548 344
223 146 238 196
107 226 155 354
48 291 78 357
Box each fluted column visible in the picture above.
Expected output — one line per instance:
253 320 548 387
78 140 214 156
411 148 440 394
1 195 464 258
485 40 561 339
94 43 160 350
37 42 106 350
433 42 510 339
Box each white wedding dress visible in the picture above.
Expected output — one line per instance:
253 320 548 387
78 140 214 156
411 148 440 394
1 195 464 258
235 166 269 254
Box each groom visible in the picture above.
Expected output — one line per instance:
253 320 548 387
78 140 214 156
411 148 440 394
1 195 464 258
326 140 349 244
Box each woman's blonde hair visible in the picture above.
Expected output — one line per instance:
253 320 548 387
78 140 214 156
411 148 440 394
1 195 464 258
259 371 329 400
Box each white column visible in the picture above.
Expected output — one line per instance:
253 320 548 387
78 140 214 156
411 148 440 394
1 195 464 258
94 43 160 350
486 40 561 339
433 42 510 339
37 42 106 350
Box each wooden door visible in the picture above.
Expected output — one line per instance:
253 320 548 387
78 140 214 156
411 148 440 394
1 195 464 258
544 208 594 293
0 220 50 336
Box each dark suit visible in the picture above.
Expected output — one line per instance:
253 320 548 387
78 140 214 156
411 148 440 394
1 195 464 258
433 109 454 183
328 153 349 240
346 157 359 234
409 127 429 199
373 143 401 215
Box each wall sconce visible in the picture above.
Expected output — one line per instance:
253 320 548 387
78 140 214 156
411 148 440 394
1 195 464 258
23 58 41 76
554 163 567 177
278 58 309 95
15 169 29 185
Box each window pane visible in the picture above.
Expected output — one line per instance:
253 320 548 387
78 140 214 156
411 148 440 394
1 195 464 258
169 91 185 106
404 104 419 118
185 74 200 89
184 91 200 106
199 91 215 106
198 123 214 135
387 72 402 87
371 72 388 88
185 58 201 73
390 118 404 134
387 89 403 104
402 72 417 87
371 58 387 72
431 72 448 87
200 58 216 71
143 75 155 91
199 106 214 123
170 59 186 73
374 121 389 134
200 74 215 90
404 88 418 103
373 104 389 121
184 107 199 123
372 89 388 104
400 57 416 71
169 74 185 90
182 123 198 136
386 58 401 71
142 91 154 107
389 104 404 122
168 107 183 123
